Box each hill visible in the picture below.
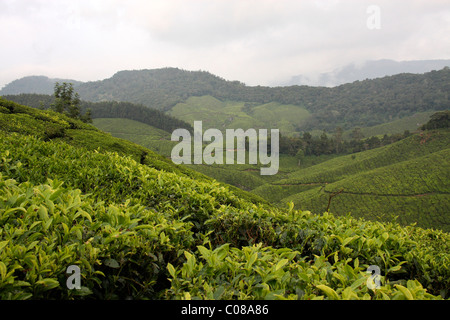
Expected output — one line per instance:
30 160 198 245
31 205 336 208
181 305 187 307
0 97 448 300
3 67 450 133
342 111 435 139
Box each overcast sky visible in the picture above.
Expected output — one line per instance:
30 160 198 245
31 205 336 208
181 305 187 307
1 0 449 88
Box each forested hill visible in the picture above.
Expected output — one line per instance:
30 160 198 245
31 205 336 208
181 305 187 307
2 67 450 131
77 68 242 112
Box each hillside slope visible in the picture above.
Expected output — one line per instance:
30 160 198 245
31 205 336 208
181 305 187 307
92 118 176 157
167 95 311 136
0 97 449 301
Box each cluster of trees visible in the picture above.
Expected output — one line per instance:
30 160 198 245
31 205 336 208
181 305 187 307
82 100 193 133
421 110 450 130
279 128 412 160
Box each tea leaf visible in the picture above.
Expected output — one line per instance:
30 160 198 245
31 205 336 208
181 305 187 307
167 263 176 278
316 284 340 300
35 278 59 291
0 261 7 280
395 284 414 300
104 258 120 269
0 240 8 251
70 286 93 296
197 245 210 260
37 205 49 222
275 258 288 271
213 285 225 300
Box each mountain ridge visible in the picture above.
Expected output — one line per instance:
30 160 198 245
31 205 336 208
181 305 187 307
2 66 450 132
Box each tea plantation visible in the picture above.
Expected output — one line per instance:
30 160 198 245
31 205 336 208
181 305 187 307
0 98 449 300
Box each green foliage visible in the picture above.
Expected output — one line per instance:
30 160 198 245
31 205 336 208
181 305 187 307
92 118 177 157
0 133 448 300
0 96 93 141
82 100 193 134
90 108 450 232
0 97 265 206
168 96 310 137
343 111 435 138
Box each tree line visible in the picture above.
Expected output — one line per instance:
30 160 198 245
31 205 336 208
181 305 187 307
279 128 413 159
2 91 193 134
278 109 449 160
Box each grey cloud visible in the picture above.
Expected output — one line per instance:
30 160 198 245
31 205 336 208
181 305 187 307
0 0 449 88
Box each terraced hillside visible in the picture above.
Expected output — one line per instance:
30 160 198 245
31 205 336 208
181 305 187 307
168 95 311 136
255 129 450 231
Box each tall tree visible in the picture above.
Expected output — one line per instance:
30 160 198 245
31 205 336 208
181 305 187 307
333 126 343 153
52 82 91 122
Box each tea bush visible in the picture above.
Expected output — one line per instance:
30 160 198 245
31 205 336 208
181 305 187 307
164 244 442 300
0 174 195 299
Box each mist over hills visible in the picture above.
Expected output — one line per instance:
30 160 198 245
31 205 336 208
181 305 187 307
281 59 450 87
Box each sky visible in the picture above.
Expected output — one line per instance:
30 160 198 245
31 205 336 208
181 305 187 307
1 0 450 88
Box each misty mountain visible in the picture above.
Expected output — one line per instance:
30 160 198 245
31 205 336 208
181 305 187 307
282 59 450 87
0 75 83 95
